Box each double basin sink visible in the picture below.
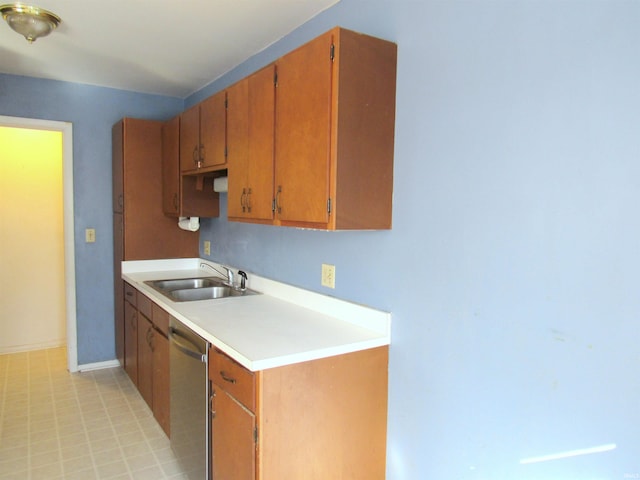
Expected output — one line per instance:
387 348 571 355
145 277 259 302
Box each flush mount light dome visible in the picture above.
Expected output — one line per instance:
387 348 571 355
0 3 61 43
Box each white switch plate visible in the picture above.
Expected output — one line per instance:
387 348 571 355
321 263 335 288
203 240 211 256
85 228 96 243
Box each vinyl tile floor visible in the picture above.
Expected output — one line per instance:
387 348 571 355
0 347 191 479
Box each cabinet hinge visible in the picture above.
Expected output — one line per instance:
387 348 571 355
327 198 332 214
330 43 335 62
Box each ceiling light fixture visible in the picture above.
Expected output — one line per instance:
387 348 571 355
0 3 61 43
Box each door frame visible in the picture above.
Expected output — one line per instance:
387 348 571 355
0 115 77 372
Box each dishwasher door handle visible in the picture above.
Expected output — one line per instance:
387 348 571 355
169 327 207 363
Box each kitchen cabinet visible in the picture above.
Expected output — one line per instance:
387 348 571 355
227 64 276 223
123 284 171 437
161 115 219 218
113 118 199 374
137 312 154 408
112 118 198 260
123 282 138 386
273 27 397 230
180 91 227 174
113 214 124 366
210 348 256 480
152 313 170 436
209 345 388 479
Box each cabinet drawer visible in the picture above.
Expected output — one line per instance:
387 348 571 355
137 292 152 320
124 282 137 307
151 303 169 337
209 348 255 412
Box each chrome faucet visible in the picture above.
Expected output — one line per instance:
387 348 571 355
199 262 232 284
199 262 245 290
222 266 234 287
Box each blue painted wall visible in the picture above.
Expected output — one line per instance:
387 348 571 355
0 74 183 364
192 1 640 477
2 0 640 476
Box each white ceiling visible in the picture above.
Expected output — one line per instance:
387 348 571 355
0 0 339 98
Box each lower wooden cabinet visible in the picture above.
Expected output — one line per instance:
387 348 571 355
210 348 256 480
137 313 154 408
211 386 256 480
209 345 388 480
124 284 388 477
123 287 138 386
122 283 170 437
152 330 170 436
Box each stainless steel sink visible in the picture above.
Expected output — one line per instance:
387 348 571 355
151 277 223 291
144 277 259 302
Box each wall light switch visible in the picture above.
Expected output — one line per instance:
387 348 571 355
85 228 96 243
203 240 211 256
321 263 336 289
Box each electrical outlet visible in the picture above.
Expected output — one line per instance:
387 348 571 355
85 228 96 243
203 241 211 256
321 263 336 289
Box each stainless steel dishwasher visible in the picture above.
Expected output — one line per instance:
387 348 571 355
169 317 210 480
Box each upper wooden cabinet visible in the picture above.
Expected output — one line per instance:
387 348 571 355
162 26 396 230
161 116 181 216
180 91 227 174
227 64 276 223
162 115 219 218
274 27 397 230
112 118 198 260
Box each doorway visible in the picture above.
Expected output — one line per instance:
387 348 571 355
0 115 76 372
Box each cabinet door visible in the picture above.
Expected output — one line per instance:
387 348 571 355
211 386 256 480
162 116 180 216
153 331 170 437
137 314 154 409
114 214 124 366
200 91 227 170
124 301 138 386
247 64 276 221
112 121 124 213
226 76 250 219
228 65 276 223
180 105 200 173
275 31 333 226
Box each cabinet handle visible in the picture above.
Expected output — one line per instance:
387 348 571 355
130 311 136 329
147 327 154 351
210 388 216 418
275 185 282 214
199 144 205 168
219 371 237 384
247 187 252 213
240 188 247 213
192 145 199 166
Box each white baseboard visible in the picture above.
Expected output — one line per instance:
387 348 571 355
0 340 65 355
77 359 121 372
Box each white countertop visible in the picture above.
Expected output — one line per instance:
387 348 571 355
122 259 391 371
